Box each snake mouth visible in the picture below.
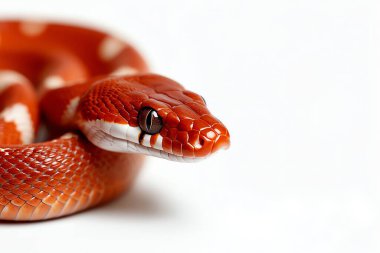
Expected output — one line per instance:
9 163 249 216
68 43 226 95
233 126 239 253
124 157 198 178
81 121 203 163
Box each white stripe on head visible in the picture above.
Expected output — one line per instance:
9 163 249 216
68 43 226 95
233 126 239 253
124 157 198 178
99 37 125 61
81 120 165 151
0 70 29 92
0 103 34 144
81 120 199 162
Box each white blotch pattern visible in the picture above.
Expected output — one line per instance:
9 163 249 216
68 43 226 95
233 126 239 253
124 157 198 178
99 37 125 61
62 97 80 124
111 66 138 76
44 76 65 89
0 70 29 92
20 21 47 36
153 135 163 150
0 103 34 144
141 134 151 147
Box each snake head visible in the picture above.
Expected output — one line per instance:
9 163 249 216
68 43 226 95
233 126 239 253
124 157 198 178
79 74 230 162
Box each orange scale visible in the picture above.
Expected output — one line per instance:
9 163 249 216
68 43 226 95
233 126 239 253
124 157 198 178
20 193 34 202
50 161 61 170
61 198 78 214
15 173 28 180
47 153 56 158
178 118 194 131
1 203 20 220
213 123 229 135
11 198 25 207
57 194 70 204
49 201 65 217
54 155 64 162
64 170 74 178
172 105 199 119
188 131 201 144
27 188 40 196
167 128 178 140
163 112 180 128
12 188 25 196
8 167 20 175
38 175 51 182
160 128 169 137
67 183 78 190
0 196 8 205
7 157 19 164
5 193 17 201
45 169 58 177
42 195 57 205
2 161 13 170
182 90 203 102
83 187 92 195
42 185 54 193
201 114 220 125
162 137 173 153
18 183 32 191
32 202 51 220
54 183 67 192
1 173 14 181
176 131 189 144
193 120 211 131
35 191 49 200
17 203 36 220
60 158 70 165
54 172 66 180
8 178 22 186
29 163 42 170
48 179 60 187
182 143 195 157
15 154 26 161
71 191 83 201
172 140 183 156
150 134 159 147
1 183 14 191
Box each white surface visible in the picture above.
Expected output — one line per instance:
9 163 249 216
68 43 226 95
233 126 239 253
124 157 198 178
0 0 379 252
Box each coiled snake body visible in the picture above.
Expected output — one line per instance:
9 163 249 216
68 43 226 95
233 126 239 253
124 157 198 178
0 20 230 221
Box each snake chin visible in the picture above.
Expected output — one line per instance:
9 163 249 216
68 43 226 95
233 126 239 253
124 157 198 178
81 120 203 163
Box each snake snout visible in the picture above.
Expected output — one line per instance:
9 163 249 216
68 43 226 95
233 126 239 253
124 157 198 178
191 123 230 157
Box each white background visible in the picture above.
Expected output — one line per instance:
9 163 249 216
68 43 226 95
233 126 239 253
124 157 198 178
0 0 379 252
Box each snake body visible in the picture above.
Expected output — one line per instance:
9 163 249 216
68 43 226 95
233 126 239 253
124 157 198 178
0 20 230 221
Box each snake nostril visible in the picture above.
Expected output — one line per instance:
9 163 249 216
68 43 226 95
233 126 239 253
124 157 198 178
194 136 205 149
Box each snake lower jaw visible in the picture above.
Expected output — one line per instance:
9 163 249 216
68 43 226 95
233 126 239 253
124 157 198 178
82 124 204 163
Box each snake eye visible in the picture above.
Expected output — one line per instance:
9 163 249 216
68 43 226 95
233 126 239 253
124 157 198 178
138 107 163 134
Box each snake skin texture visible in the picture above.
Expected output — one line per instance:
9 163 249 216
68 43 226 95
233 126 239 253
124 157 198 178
0 20 230 221
0 134 143 220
